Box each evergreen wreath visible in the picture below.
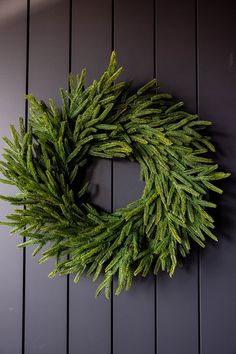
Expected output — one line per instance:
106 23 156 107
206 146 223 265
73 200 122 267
0 52 230 298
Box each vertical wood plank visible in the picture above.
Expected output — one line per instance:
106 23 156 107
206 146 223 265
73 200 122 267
199 1 236 353
69 1 112 353
0 1 27 353
25 1 69 353
156 1 199 353
113 1 156 354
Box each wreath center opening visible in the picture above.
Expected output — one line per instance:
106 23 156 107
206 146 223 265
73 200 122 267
86 159 145 211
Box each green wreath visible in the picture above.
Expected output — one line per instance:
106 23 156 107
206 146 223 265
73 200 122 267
0 52 230 298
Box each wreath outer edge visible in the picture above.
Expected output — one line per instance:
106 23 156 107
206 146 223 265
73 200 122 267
0 51 230 298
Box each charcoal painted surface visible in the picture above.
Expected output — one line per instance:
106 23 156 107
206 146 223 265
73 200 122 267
0 0 235 353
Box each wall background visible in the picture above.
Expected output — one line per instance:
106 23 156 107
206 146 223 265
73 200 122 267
0 1 235 353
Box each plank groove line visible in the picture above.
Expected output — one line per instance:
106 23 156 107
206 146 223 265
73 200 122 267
195 1 202 354
22 1 30 352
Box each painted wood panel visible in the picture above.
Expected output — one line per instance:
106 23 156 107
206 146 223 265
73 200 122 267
24 1 69 353
69 1 112 354
199 1 236 353
0 1 27 353
156 1 199 353
113 1 156 354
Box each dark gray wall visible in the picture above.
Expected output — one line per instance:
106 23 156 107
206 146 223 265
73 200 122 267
0 1 235 353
